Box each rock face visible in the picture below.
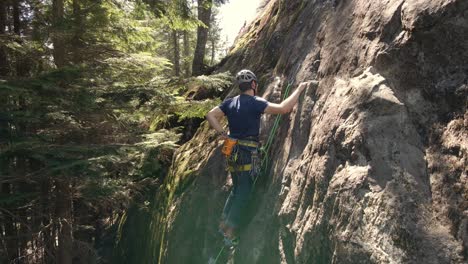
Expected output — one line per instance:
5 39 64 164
158 0 467 263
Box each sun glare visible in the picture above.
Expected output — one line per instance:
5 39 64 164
219 0 262 47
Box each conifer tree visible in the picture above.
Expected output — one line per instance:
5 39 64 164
52 0 65 67
192 0 226 76
0 0 8 76
0 1 231 262
192 0 213 76
208 7 221 66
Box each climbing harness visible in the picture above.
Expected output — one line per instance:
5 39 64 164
222 138 258 158
228 164 251 172
222 138 260 174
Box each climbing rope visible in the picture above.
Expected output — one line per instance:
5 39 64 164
212 245 225 264
253 79 294 188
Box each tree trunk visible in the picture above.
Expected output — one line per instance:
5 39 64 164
72 0 83 64
30 1 45 73
16 156 30 261
0 0 8 76
192 0 212 76
183 31 190 77
0 0 6 34
40 177 54 264
52 0 65 67
12 0 20 35
2 183 18 263
55 179 73 264
0 91 11 260
6 2 13 33
172 29 180 77
210 39 215 66
13 0 29 76
1 117 16 261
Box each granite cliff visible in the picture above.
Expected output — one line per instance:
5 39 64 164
155 0 467 263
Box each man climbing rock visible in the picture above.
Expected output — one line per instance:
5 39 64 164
206 69 317 246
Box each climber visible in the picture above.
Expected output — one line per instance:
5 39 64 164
206 69 316 246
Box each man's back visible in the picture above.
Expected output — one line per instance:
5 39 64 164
219 94 268 139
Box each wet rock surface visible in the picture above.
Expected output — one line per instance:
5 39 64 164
159 0 467 263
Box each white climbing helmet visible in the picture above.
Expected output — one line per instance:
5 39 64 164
236 69 257 84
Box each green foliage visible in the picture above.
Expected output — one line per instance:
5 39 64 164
162 0 202 31
0 0 232 262
145 71 232 129
178 72 233 121
191 71 233 91
0 0 219 205
176 98 220 121
97 0 162 53
0 192 39 206
0 61 183 240
104 53 172 82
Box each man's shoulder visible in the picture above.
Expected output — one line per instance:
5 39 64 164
221 96 236 104
227 95 241 101
253 96 268 104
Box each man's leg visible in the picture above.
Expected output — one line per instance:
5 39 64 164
220 190 234 232
220 173 237 235
222 171 253 239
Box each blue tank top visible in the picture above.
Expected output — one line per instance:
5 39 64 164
219 94 268 139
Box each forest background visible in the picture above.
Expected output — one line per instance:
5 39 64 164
0 0 234 263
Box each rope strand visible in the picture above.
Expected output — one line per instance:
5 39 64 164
254 79 294 188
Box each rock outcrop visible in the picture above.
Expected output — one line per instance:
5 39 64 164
157 0 467 263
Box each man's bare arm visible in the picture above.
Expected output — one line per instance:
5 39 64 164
264 80 318 114
206 106 226 135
